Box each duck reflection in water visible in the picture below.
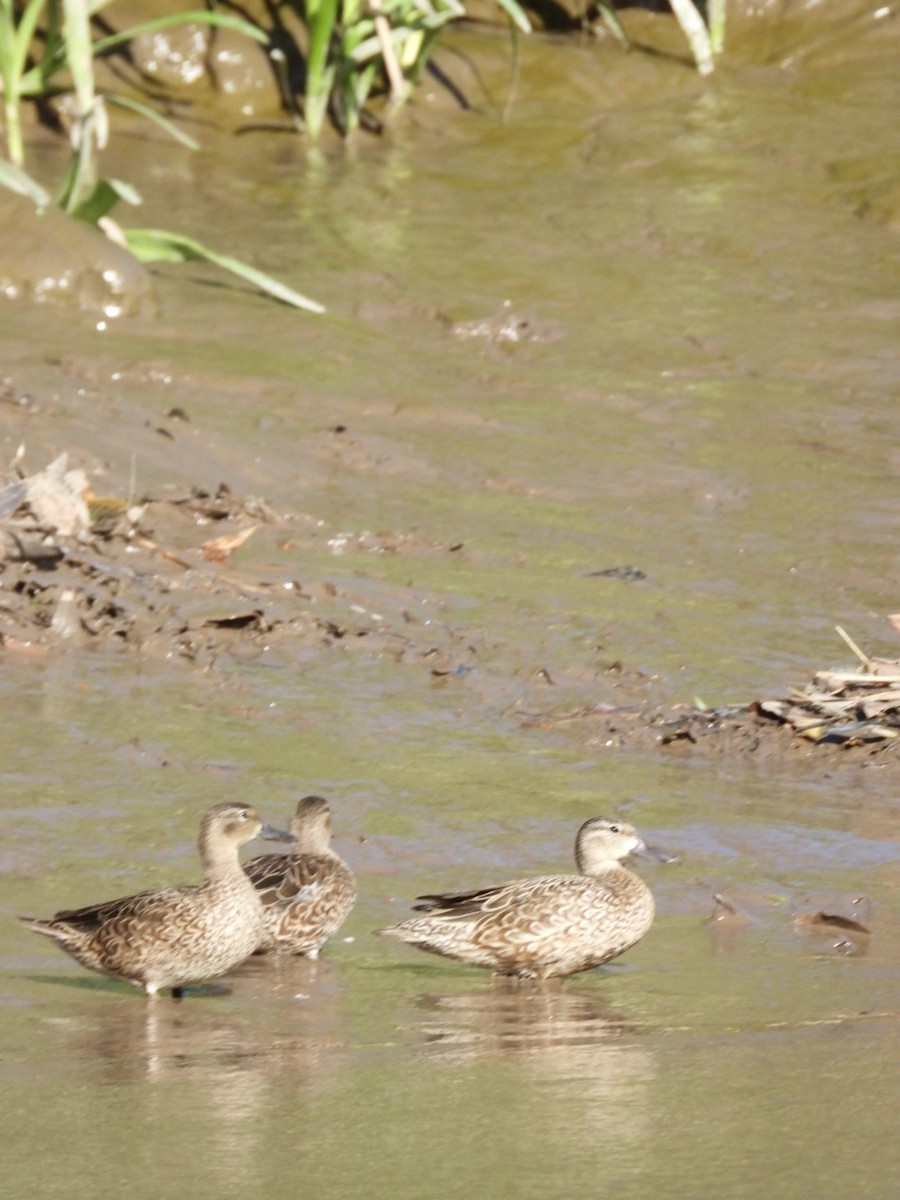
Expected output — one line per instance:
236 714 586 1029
414 982 635 1056
406 982 658 1151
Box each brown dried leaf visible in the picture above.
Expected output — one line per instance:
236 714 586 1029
200 524 258 563
84 492 129 529
131 535 193 570
25 453 91 536
796 722 832 742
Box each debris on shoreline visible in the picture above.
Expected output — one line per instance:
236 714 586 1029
0 454 364 660
753 625 900 746
521 626 900 764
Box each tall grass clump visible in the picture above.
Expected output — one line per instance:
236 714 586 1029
0 0 324 311
296 0 531 138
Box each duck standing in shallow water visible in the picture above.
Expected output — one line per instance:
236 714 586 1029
378 817 670 980
244 795 357 958
19 802 293 998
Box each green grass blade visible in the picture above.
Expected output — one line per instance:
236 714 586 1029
668 0 714 75
594 1 631 50
304 0 340 138
501 17 521 124
71 175 141 223
707 0 726 56
90 12 269 57
1 0 51 164
0 157 52 207
122 229 326 314
92 13 267 58
491 0 531 35
60 0 101 209
0 0 49 89
105 93 201 150
62 0 95 114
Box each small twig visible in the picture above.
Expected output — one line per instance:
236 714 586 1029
835 625 873 669
131 534 193 570
132 534 277 600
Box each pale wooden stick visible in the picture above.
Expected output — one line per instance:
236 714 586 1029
370 1 406 102
835 625 873 669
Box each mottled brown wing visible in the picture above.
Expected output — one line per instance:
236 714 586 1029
417 874 617 928
85 889 212 974
413 884 512 919
244 852 290 906
50 888 164 932
245 853 333 907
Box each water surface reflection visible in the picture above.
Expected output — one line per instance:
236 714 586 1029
412 981 637 1059
407 983 657 1153
82 964 346 1080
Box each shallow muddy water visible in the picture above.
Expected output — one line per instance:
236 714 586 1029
2 18 900 1200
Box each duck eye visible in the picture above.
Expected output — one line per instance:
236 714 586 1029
609 824 620 833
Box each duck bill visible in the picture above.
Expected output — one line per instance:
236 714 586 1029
633 841 679 865
258 823 296 843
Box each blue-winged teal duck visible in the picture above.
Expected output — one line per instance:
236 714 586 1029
378 817 670 980
19 802 293 997
244 795 357 957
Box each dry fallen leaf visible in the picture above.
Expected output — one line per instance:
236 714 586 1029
0 478 26 521
200 524 258 563
24 453 91 536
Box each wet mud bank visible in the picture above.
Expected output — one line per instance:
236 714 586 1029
3 368 898 777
